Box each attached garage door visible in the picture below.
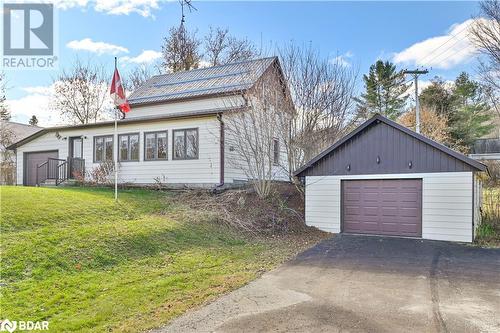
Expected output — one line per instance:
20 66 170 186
342 179 422 237
24 151 58 186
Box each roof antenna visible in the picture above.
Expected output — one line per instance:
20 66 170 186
179 0 196 26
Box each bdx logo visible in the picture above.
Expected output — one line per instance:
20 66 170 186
3 3 53 56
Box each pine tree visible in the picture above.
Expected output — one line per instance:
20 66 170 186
449 72 494 150
29 115 38 126
419 77 454 116
356 60 410 120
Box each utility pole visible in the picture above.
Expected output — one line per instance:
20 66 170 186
403 69 428 134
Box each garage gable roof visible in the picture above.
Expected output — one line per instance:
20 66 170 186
294 114 487 176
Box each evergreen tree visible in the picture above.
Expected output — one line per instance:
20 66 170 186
419 77 454 116
356 60 410 120
29 115 38 126
449 72 494 150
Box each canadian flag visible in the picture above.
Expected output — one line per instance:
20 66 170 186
110 68 131 114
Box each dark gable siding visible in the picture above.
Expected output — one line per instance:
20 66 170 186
302 121 474 177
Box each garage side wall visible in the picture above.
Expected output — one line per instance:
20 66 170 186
305 172 473 242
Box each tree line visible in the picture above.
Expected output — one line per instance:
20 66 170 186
1 0 498 176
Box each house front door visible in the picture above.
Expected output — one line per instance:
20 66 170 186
68 137 84 178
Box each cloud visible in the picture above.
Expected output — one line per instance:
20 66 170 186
393 19 481 69
330 51 353 67
8 85 58 126
52 0 161 18
8 82 114 127
67 38 129 55
198 60 212 68
94 0 161 17
122 50 162 64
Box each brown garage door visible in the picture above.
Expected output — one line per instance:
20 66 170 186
342 179 422 237
24 151 58 186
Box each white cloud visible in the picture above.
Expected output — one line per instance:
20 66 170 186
67 38 129 55
122 50 162 64
393 19 481 69
94 0 160 17
8 85 58 126
52 0 161 17
331 51 353 67
8 82 114 127
198 60 212 68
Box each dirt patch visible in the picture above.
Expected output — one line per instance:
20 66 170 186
169 183 330 250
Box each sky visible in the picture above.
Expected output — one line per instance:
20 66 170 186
3 0 484 126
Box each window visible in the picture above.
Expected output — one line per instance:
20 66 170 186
273 138 280 165
173 128 199 160
94 135 113 163
144 131 168 160
119 133 139 161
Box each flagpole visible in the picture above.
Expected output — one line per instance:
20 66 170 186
114 57 118 202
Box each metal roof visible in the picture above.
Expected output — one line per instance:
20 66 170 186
1 121 42 148
129 57 277 106
294 114 487 176
472 138 500 154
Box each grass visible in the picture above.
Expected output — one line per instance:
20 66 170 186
476 186 500 247
0 186 321 332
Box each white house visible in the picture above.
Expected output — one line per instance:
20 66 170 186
8 57 290 187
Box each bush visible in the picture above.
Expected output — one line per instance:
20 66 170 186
476 160 500 186
477 187 500 246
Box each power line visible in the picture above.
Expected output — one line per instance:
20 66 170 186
423 34 470 68
417 22 472 65
403 69 429 134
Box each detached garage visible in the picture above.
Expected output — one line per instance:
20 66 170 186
295 114 486 243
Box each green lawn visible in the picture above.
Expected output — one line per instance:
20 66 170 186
0 186 311 332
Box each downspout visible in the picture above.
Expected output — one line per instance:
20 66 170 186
217 113 225 187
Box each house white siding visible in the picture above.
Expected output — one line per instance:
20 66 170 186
16 116 222 186
305 172 474 242
128 96 246 119
223 112 290 183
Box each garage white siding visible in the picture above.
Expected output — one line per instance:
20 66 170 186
305 172 473 242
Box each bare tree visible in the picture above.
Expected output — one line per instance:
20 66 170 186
471 1 500 67
278 43 358 171
204 27 256 66
51 60 110 124
0 73 9 121
125 64 160 92
399 107 453 145
223 63 293 197
470 0 500 111
161 24 201 72
0 120 16 184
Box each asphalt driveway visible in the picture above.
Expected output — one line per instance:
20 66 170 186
155 235 500 333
